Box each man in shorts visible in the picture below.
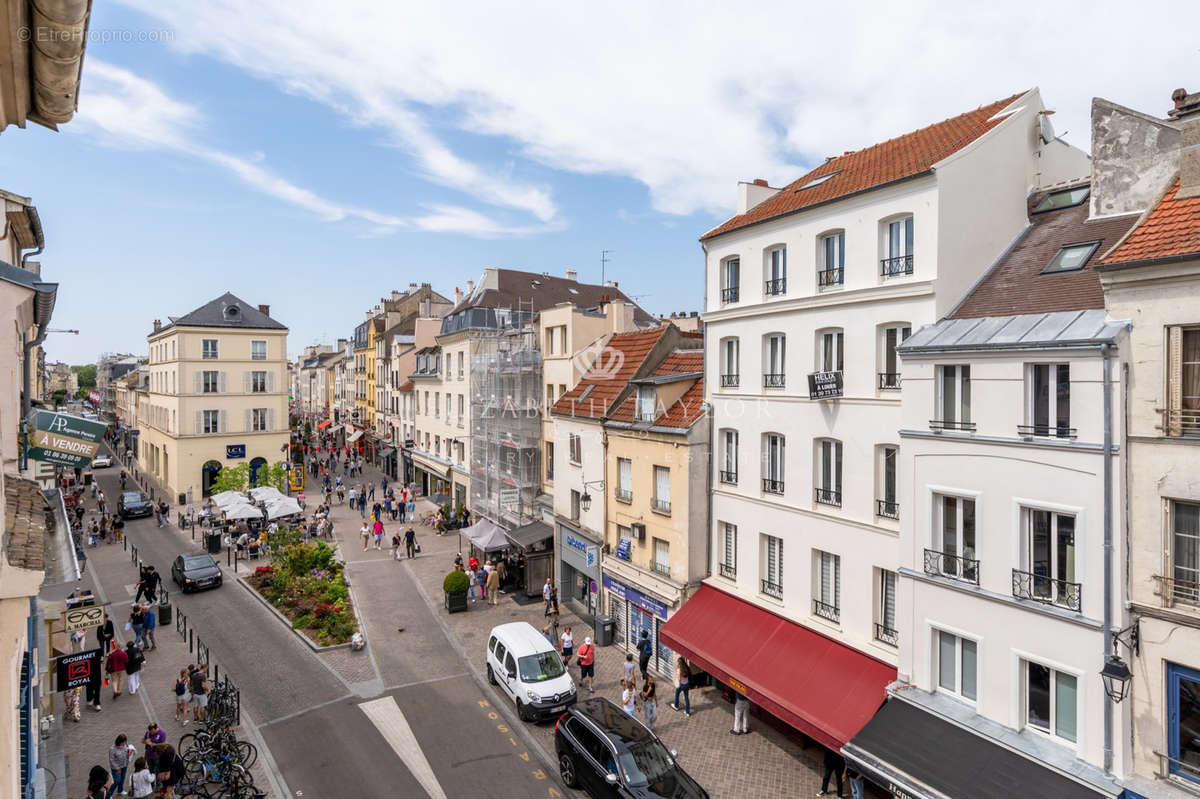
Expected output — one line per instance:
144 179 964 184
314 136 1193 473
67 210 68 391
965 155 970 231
576 636 596 693
189 664 209 722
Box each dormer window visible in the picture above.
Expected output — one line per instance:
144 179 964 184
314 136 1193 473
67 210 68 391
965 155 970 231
223 304 241 321
636 385 657 422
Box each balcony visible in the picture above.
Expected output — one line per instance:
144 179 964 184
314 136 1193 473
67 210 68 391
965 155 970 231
1012 569 1082 612
814 487 842 507
761 478 784 495
923 548 980 585
878 372 901 390
765 277 787 296
720 373 740 388
1153 574 1200 607
874 622 899 647
1016 424 1077 440
929 419 977 433
614 488 632 503
719 563 737 580
813 599 840 623
721 286 740 304
763 373 785 389
881 254 914 277
876 499 900 520
652 562 671 577
719 470 738 485
1158 408 1200 437
652 497 671 514
760 579 783 599
816 268 844 288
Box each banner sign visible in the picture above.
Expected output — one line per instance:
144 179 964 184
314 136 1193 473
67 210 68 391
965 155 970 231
26 410 107 468
602 574 669 620
807 371 844 400
54 648 102 691
87 390 101 405
64 605 105 633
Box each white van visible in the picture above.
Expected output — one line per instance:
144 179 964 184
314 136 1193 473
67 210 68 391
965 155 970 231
486 621 577 722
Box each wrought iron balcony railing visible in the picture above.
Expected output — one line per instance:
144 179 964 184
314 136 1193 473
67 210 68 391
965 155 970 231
652 562 671 577
765 277 787 296
1153 574 1200 607
1016 424 1077 440
814 487 842 507
720 373 739 388
874 622 899 647
813 599 840 623
878 372 901 390
817 268 844 288
719 563 737 580
1012 568 1082 612
614 488 632 503
876 499 900 520
763 373 785 388
652 498 672 514
721 286 740 304
929 419 977 432
881 254 914 277
1156 408 1200 437
719 470 737 485
760 579 783 599
761 478 784 495
923 548 980 585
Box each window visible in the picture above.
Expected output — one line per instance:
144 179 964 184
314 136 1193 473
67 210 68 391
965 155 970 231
637 385 657 422
202 371 219 394
814 550 840 622
545 329 554 354
545 442 554 481
653 538 670 576
569 433 581 465
765 246 787 295
936 631 977 701
721 258 740 303
819 330 844 373
934 365 973 431
445 393 451 422
251 340 267 360
1166 327 1200 436
202 410 219 434
251 408 268 432
457 395 464 426
1168 663 1200 784
559 384 567 400
875 570 898 646
764 334 786 388
434 393 440 417
202 339 218 359
879 325 911 389
558 327 567 355
653 466 671 513
720 523 737 579
570 490 581 521
1043 242 1100 274
616 458 632 502
1025 661 1077 743
762 433 785 494
928 494 978 583
720 338 739 387
876 446 899 519
1033 186 1090 213
882 216 914 276
1172 501 1200 603
818 232 844 287
1016 508 1079 610
815 439 842 507
761 534 783 598
720 429 738 484
547 383 554 411
250 371 267 393
423 392 428 416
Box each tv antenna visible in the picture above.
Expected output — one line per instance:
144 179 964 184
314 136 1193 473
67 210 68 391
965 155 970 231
601 250 613 285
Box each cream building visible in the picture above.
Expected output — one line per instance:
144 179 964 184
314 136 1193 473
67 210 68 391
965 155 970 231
139 293 289 499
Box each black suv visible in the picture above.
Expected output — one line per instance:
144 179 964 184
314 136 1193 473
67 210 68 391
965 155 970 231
117 491 154 519
554 698 708 798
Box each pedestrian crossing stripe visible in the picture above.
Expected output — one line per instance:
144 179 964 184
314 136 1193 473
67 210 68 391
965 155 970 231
358 696 448 799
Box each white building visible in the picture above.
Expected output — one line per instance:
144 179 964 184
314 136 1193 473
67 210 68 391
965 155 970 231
662 89 1090 757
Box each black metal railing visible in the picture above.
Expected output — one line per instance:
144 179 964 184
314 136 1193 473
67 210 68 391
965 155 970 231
923 548 980 585
720 374 740 388
874 623 899 647
652 562 671 577
719 563 737 580
881 254 914 277
719 470 738 485
814 487 842 507
1012 569 1082 612
929 419 977 432
878 372 901 390
653 498 672 514
614 488 632 503
761 579 783 599
813 599 840 623
762 478 785 495
876 499 900 519
763 373 785 388
721 286 740 303
765 277 787 296
1016 424 1077 440
817 268 844 288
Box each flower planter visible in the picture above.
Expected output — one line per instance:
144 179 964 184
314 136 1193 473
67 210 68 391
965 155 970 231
445 590 469 613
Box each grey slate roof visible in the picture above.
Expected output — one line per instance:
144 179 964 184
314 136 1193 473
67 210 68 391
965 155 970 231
159 292 286 333
899 309 1128 355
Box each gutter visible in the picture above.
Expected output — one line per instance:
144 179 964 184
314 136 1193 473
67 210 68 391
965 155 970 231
18 206 44 266
899 338 1122 357
1102 344 1115 773
27 0 92 127
1094 251 1200 272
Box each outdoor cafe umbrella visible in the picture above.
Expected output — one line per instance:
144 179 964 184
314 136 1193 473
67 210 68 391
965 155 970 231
211 490 247 508
265 496 302 519
224 502 264 520
249 486 285 502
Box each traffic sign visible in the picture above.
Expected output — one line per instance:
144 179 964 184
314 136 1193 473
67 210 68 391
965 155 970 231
64 605 104 633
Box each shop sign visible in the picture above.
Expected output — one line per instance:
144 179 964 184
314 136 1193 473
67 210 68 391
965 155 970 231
807 371 844 400
890 785 920 799
54 648 101 691
586 545 599 568
64 605 104 632
26 410 106 468
226 444 246 459
602 574 668 620
565 533 590 555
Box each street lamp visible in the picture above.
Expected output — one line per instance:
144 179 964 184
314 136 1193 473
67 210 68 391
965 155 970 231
580 479 603 514
1100 620 1140 704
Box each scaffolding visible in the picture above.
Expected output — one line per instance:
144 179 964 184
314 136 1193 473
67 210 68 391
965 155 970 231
469 306 542 531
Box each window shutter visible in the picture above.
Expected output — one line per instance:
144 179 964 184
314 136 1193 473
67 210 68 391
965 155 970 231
883 571 896 628
834 441 842 492
1169 326 1183 436
244 409 252 432
219 372 227 393
219 410 228 433
194 411 201 435
820 553 830 601
268 372 275 393
243 372 251 393
268 408 276 431
194 372 201 394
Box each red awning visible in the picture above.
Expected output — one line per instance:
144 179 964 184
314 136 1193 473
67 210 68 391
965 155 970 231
317 420 332 430
658 585 895 750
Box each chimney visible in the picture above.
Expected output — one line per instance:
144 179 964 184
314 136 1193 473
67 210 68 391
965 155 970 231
753 178 768 186
737 179 781 214
408 282 418 293
1169 87 1200 199
454 286 463 306
391 290 403 302
258 304 270 317
565 269 578 282
604 280 618 288
153 319 161 332
466 279 474 294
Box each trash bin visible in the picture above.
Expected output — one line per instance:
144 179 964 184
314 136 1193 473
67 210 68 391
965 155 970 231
205 532 222 555
157 596 172 626
595 615 615 646
178 492 186 506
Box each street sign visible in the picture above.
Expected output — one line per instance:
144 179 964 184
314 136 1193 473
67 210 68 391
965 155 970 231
64 605 104 632
25 410 108 468
54 648 102 691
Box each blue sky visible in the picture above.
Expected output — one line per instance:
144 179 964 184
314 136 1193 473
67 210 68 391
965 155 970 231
6 0 1198 365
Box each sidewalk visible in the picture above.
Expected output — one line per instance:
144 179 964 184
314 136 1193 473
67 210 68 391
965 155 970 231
323 460 831 798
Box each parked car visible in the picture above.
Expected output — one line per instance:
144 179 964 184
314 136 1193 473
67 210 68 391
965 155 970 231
486 622 576 722
170 553 223 593
117 491 154 519
555 698 708 798
91 453 112 468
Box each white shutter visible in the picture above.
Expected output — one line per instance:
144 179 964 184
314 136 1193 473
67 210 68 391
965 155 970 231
267 371 275 393
194 372 201 394
219 410 228 433
194 411 201 435
245 409 252 432
219 372 227 393
820 552 831 603
1169 325 1183 436
243 372 251 393
655 466 670 504
268 408 276 431
883 571 897 628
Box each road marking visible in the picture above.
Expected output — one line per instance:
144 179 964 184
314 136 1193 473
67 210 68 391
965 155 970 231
358 696 448 799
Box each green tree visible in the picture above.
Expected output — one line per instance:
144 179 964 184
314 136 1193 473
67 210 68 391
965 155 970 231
71 364 97 390
253 461 289 492
211 462 251 494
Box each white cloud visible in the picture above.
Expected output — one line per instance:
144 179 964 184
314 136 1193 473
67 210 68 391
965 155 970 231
112 1 1199 220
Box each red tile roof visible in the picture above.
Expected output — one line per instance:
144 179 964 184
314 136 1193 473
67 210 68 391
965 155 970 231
551 328 668 420
652 349 703 377
608 349 706 428
1101 179 1200 265
656 381 706 429
701 92 1025 241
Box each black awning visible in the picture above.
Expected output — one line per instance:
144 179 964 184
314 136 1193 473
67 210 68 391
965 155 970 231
843 699 1117 799
505 520 553 549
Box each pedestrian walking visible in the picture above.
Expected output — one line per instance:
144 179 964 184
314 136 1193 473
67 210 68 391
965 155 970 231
97 613 116 653
560 625 574 665
143 605 156 650
368 482 375 501
124 640 144 695
623 652 635 684
845 767 866 799
105 645 128 699
129 758 154 799
818 747 845 797
391 531 401 560
129 607 146 650
173 670 190 724
360 521 370 551
398 497 406 522
542 578 553 615
108 733 137 797
372 517 384 549
641 674 658 729
577 637 595 693
620 678 638 717
404 527 416 559
407 499 415 520
670 657 692 715
637 630 653 682
732 690 750 735
486 562 500 605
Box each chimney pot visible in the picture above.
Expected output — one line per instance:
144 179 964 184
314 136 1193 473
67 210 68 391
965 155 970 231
408 282 418 293
258 304 270 316
691 311 698 317
1174 88 1189 108
753 178 768 187
566 269 578 282
466 279 474 294
152 319 161 331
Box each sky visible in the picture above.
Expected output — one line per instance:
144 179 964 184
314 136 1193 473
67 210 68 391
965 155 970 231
4 1 1198 365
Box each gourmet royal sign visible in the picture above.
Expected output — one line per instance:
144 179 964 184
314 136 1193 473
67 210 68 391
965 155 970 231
26 410 108 468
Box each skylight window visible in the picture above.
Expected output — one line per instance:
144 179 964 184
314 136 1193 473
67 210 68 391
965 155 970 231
1043 241 1100 274
795 171 841 191
568 288 579 294
1033 186 1090 213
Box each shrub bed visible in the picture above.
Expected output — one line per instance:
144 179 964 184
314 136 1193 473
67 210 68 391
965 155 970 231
245 540 357 646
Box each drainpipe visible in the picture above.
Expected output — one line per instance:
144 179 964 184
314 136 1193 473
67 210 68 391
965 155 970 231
1102 344 1115 772
700 242 712 580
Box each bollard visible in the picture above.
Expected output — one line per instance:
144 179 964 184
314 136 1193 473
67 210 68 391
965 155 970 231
188 628 193 653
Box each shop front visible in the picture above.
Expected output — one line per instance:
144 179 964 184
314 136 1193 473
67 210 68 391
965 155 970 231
555 521 600 621
603 572 676 677
410 452 451 499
